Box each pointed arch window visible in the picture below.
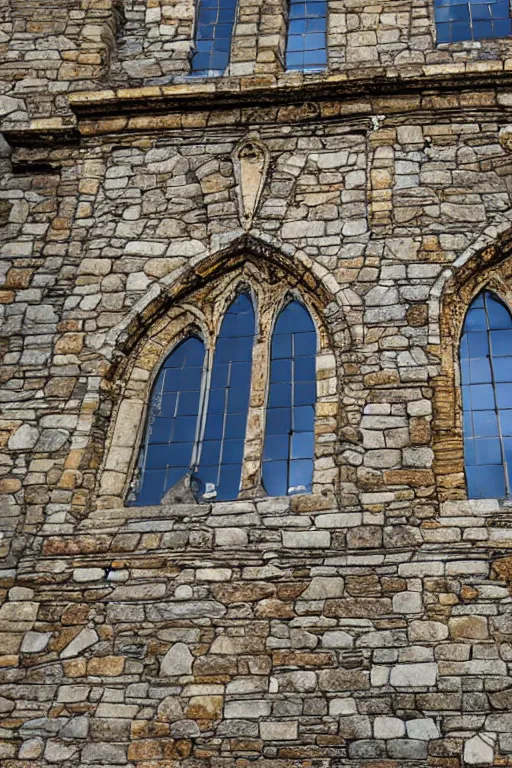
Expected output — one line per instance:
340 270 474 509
197 293 255 501
461 290 512 499
127 287 323 506
131 336 205 506
262 300 316 496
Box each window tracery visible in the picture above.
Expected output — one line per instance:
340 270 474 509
105 258 337 509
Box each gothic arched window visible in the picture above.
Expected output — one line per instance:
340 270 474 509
434 0 511 44
461 290 512 499
128 288 321 506
285 0 327 71
196 293 255 501
190 0 237 75
262 300 316 496
131 336 205 506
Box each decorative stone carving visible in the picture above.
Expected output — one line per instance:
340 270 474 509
233 137 270 229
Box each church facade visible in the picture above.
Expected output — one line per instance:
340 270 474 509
1 1 512 766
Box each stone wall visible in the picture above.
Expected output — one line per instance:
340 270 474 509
1 496 512 767
2 1 512 766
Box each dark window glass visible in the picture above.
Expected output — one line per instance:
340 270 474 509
190 0 237 75
262 300 316 497
196 293 255 501
461 290 512 499
129 337 205 506
286 0 327 71
434 0 511 42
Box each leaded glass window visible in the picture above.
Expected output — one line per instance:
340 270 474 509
286 0 327 71
262 300 316 496
196 294 255 501
130 337 205 506
434 0 512 44
461 290 512 499
190 0 237 76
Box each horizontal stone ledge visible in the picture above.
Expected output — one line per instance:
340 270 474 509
52 65 512 127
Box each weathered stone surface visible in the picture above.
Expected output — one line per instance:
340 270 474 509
2 10 512 768
60 628 99 659
160 642 194 676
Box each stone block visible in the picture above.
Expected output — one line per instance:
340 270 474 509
389 663 438 687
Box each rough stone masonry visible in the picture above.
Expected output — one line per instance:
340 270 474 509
2 1 512 767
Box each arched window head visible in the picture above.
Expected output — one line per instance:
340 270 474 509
190 0 237 76
129 336 205 506
262 299 316 496
286 0 327 72
195 292 255 501
461 290 512 499
434 0 511 44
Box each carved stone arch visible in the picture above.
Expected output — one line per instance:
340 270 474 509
429 212 512 344
432 228 512 501
99 233 360 364
76 234 347 517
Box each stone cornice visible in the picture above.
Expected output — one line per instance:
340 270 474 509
4 59 512 144
68 60 512 119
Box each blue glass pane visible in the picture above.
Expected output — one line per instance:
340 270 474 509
263 300 316 497
130 337 205 506
286 0 327 71
190 0 237 75
263 461 288 497
473 410 499 437
196 293 255 501
487 296 512 330
490 330 512 356
434 0 512 42
289 459 314 494
466 464 506 499
461 290 512 499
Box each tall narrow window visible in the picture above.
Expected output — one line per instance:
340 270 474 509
285 0 327 71
262 300 316 496
434 0 511 44
195 293 255 501
190 0 237 76
461 290 512 499
130 337 205 506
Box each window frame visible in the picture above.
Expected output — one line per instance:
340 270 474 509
460 289 512 499
432 0 512 45
432 252 512 503
189 0 239 77
284 0 329 73
96 262 339 509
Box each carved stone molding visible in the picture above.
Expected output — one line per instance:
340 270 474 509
232 137 270 230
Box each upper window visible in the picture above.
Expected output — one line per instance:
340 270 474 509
461 290 512 499
286 0 327 71
434 0 512 44
190 0 237 76
129 291 318 505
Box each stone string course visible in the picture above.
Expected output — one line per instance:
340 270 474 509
1 1 512 767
